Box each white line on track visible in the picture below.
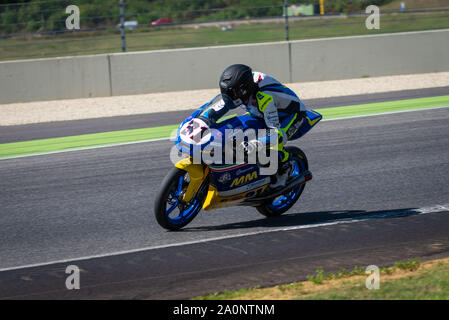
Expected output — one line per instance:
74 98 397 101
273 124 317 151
1 105 448 161
0 204 448 272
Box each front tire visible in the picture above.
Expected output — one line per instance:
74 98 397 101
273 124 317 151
256 146 308 217
154 167 207 230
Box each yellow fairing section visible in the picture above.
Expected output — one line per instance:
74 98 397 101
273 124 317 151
203 184 269 210
202 185 219 210
174 158 207 202
202 185 243 211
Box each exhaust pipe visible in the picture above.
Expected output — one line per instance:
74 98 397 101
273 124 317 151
244 170 312 204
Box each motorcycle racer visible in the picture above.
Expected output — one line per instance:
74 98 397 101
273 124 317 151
200 64 308 188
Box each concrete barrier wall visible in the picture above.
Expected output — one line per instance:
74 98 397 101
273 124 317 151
289 29 449 82
1 29 448 104
0 55 110 103
109 41 290 96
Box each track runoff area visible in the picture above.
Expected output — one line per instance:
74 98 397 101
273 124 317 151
1 94 449 160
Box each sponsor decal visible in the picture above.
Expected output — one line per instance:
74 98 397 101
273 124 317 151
218 178 270 197
230 170 258 188
218 172 231 183
287 125 296 137
236 167 255 176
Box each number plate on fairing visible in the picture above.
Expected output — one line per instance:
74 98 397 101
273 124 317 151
179 118 211 145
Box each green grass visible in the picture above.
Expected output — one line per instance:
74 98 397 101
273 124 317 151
307 266 366 284
1 11 448 61
306 259 421 285
392 258 422 272
193 258 449 300
1 95 448 159
302 259 449 300
382 0 449 10
195 286 263 300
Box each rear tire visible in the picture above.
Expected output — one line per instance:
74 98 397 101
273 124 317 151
154 167 207 230
256 146 308 217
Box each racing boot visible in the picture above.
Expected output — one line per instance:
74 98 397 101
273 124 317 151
270 160 292 189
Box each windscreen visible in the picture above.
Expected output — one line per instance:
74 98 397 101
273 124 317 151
199 94 246 124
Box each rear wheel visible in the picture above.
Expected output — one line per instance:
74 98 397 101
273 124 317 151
154 167 207 230
256 146 308 217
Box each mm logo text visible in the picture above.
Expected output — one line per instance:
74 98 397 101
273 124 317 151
230 171 258 187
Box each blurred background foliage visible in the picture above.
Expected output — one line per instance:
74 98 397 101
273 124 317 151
0 0 397 34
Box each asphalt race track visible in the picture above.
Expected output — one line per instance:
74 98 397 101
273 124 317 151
0 90 448 299
1 86 448 144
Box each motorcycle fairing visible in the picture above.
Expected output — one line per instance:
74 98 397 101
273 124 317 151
203 163 271 210
289 109 322 140
202 184 269 210
173 95 321 209
174 158 208 202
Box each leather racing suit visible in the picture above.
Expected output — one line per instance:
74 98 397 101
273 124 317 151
201 71 307 165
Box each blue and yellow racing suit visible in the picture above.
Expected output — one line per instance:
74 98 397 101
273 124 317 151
202 72 307 164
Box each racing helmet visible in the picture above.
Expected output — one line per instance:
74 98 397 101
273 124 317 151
219 64 258 106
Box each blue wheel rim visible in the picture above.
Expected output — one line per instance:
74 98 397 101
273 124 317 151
267 157 305 211
165 174 202 225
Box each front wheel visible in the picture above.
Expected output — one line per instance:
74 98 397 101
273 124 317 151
154 167 207 230
256 146 308 217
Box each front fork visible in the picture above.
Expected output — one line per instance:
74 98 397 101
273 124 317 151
174 158 209 202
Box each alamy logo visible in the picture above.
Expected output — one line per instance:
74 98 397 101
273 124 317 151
170 127 279 175
65 265 80 290
365 5 380 30
66 5 80 30
365 265 380 290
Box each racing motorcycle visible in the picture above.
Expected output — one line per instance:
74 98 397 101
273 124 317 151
154 94 322 230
